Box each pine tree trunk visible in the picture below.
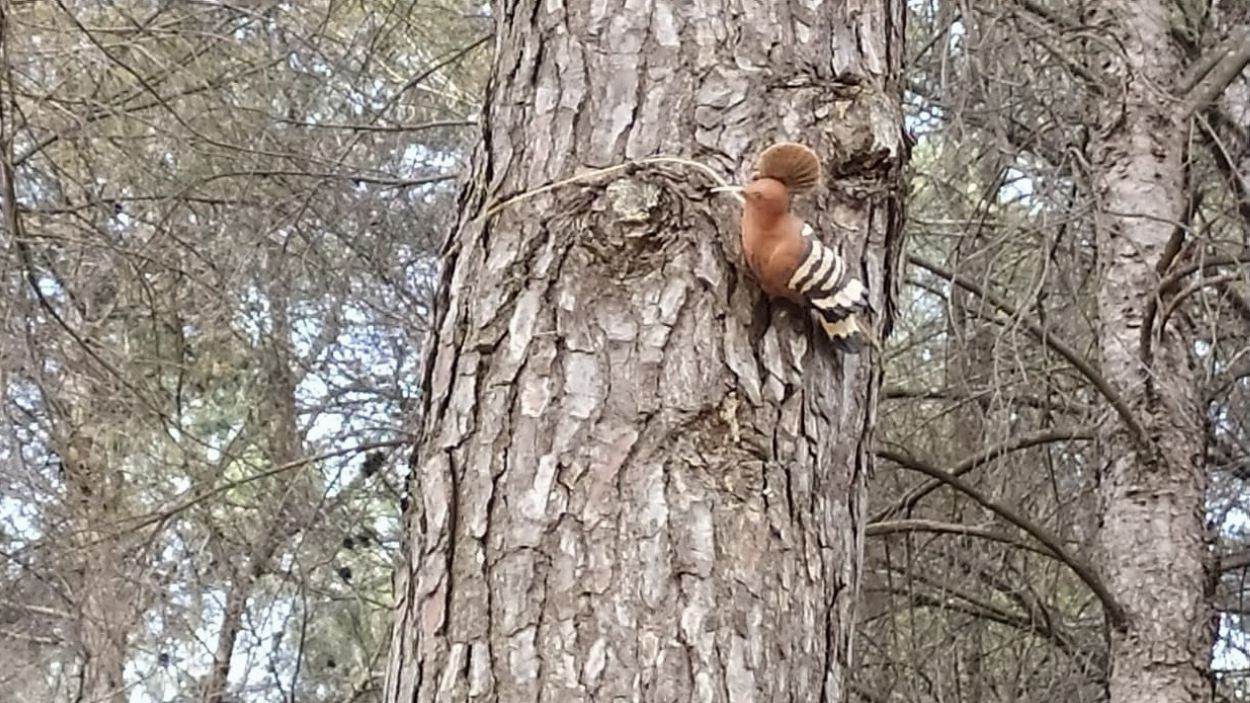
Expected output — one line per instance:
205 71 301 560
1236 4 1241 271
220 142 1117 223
1090 2 1214 700
382 1 906 700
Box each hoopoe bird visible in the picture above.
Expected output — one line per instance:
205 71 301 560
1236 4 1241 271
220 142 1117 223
717 142 873 352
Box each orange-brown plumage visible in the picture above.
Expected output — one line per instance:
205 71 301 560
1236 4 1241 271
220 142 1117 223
752 142 823 193
740 179 807 302
734 143 871 352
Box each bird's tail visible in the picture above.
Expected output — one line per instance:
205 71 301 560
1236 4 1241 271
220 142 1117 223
817 311 871 353
811 277 873 353
753 142 823 192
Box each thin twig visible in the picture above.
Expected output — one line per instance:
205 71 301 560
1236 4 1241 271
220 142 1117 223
477 155 742 221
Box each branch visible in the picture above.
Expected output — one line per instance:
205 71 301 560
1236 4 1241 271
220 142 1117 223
187 169 457 190
866 518 1059 560
1157 254 1250 293
908 254 1149 446
870 425 1097 522
1012 0 1080 31
1218 549 1250 574
1140 191 1201 364
0 628 60 647
1180 28 1250 119
883 385 1091 414
1159 272 1247 328
0 597 70 621
276 118 477 133
25 440 409 553
876 447 1128 628
1209 353 1250 401
866 580 1095 674
1179 30 1245 94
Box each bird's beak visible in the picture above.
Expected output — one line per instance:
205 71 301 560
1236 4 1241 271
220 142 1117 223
709 185 744 194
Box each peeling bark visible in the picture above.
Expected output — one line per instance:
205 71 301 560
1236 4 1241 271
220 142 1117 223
1089 2 1215 701
382 1 906 701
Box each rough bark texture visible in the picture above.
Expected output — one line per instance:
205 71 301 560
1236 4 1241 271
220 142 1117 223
1089 2 1214 701
383 1 905 701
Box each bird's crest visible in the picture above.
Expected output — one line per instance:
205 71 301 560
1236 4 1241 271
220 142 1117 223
752 142 823 193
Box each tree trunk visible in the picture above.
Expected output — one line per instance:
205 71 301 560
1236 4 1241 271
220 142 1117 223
4 43 135 699
382 1 906 701
60 427 134 703
203 285 305 703
1089 1 1214 701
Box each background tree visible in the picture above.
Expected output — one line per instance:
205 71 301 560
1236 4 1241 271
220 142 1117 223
5 1 1250 702
858 1 1250 702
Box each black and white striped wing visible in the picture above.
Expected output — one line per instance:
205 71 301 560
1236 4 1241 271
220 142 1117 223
787 224 871 327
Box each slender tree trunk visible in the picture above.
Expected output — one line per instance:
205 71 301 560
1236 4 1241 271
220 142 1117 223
60 428 133 703
202 281 307 703
1089 2 1214 700
5 28 135 698
383 1 906 700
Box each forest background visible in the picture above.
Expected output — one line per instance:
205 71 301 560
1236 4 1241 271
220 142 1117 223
2 0 1249 702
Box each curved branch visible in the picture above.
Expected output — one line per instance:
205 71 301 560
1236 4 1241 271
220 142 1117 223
1159 272 1247 328
883 386 1092 414
1011 0 1080 31
876 447 1128 628
873 575 1077 651
870 425 1096 522
864 563 1106 682
908 254 1149 447
1157 254 1250 294
867 518 1059 560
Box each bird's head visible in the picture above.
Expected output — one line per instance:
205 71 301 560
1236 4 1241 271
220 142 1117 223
742 177 791 216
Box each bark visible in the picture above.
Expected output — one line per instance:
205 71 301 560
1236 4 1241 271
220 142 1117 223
1089 1 1215 701
204 577 249 703
382 1 906 701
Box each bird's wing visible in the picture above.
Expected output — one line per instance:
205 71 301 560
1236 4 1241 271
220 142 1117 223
787 223 872 324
